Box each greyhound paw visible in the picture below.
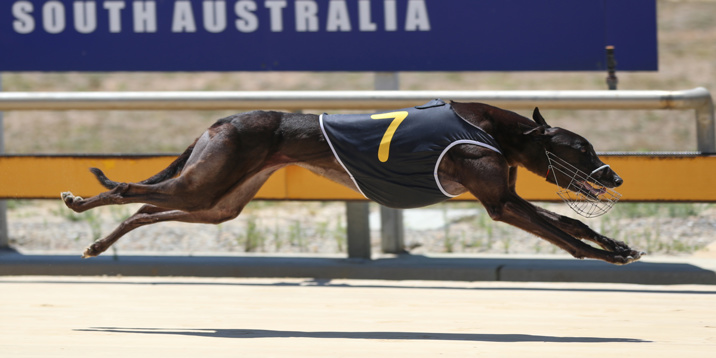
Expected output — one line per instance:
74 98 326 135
81 245 100 259
61 191 73 202
612 250 645 265
61 192 83 205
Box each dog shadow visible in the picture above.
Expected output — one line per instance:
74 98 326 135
76 327 648 343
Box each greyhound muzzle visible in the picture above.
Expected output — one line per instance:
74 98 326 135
545 151 622 218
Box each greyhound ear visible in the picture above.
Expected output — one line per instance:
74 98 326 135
522 125 545 137
532 107 550 128
520 123 552 143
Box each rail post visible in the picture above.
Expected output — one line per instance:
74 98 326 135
693 88 715 153
346 201 371 260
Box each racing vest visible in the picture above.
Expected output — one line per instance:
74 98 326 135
319 99 501 208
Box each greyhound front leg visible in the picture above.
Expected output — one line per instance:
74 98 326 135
486 196 641 265
532 206 644 259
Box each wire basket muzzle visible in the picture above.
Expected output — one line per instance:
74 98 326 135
546 151 622 218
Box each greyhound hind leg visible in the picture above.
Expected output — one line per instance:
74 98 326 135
81 206 241 258
80 170 274 258
63 124 269 214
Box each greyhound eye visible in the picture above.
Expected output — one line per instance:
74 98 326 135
580 146 588 153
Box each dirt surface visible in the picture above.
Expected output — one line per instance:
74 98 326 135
1 276 715 358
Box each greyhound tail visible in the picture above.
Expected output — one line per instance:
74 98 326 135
90 139 198 190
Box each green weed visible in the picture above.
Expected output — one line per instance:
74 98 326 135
289 220 306 252
273 223 283 251
240 216 265 252
333 215 346 252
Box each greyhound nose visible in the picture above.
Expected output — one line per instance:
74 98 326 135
613 175 623 187
590 164 622 187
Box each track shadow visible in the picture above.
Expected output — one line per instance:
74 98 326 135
76 327 650 343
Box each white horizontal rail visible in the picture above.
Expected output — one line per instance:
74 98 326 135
0 87 713 152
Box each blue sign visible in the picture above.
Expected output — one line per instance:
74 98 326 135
1 0 657 71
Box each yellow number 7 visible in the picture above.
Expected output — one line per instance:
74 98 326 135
371 111 409 162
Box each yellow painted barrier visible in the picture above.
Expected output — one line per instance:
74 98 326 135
0 155 714 202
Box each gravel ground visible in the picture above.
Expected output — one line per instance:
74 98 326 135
7 200 716 258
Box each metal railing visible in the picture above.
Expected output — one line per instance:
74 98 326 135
0 87 714 152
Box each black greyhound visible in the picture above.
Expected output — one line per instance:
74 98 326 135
62 101 643 264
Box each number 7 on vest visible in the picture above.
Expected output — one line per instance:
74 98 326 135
371 111 409 162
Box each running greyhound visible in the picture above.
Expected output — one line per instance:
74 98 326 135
62 100 643 264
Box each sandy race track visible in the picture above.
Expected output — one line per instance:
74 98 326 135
1 276 714 357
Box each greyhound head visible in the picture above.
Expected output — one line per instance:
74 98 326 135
524 108 623 191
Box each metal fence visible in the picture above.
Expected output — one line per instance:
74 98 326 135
1 87 713 152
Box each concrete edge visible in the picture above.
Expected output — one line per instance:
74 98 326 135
1 251 715 285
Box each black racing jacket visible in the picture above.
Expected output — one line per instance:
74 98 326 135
320 99 501 208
